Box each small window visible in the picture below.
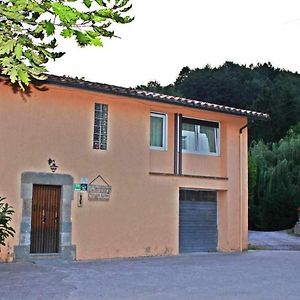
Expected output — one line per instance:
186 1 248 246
93 103 108 150
150 112 167 150
181 118 219 155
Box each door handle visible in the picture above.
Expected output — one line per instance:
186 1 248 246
42 209 46 223
55 211 59 224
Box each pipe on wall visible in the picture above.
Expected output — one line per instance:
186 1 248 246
178 114 183 175
239 122 248 251
174 114 178 175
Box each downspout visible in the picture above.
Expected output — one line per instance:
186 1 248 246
239 123 248 251
178 114 183 175
174 114 178 175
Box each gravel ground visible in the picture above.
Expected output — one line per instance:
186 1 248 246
248 230 300 250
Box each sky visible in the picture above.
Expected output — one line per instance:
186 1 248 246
47 0 300 88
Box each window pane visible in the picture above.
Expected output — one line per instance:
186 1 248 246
93 103 108 150
200 126 216 153
182 123 197 151
150 116 164 147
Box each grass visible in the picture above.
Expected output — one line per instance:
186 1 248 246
248 244 271 250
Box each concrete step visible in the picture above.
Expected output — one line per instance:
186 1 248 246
30 253 60 259
29 253 67 265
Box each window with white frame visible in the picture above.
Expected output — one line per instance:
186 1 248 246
150 112 167 150
181 117 219 155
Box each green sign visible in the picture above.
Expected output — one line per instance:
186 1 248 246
74 183 81 191
74 183 88 191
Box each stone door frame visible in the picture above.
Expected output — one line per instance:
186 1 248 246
14 172 76 260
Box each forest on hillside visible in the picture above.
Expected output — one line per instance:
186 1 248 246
137 62 300 231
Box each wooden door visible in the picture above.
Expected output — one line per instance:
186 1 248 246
30 185 61 253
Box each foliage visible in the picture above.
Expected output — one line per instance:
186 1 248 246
136 81 183 98
249 132 300 230
138 62 300 144
0 197 15 247
0 0 133 90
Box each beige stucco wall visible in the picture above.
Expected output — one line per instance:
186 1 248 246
0 80 248 261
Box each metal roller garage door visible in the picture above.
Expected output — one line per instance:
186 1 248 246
179 190 218 253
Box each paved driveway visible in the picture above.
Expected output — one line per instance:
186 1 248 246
1 251 300 300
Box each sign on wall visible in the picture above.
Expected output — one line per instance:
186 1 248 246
88 185 112 201
74 183 88 191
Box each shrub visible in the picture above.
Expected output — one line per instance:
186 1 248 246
0 197 15 247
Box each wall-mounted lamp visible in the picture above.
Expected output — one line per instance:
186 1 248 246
48 158 59 173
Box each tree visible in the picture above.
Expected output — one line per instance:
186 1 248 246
136 81 163 93
249 132 300 230
174 66 190 85
0 197 15 247
0 0 133 90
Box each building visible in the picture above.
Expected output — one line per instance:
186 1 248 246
0 75 269 262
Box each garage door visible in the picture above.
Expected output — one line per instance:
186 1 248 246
179 190 218 253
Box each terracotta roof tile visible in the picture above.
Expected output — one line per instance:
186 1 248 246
44 75 269 120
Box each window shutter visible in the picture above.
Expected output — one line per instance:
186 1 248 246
93 103 108 150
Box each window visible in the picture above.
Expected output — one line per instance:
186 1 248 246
93 103 108 150
181 117 219 155
150 112 167 150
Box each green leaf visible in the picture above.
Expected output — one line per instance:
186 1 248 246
52 3 80 26
30 62 47 73
34 25 44 34
86 30 99 38
32 24 45 39
0 40 16 55
120 4 132 13
118 0 129 8
44 21 55 36
95 0 106 6
123 15 134 23
1 10 24 21
15 43 23 59
27 1 45 14
97 8 113 18
93 26 114 37
18 69 30 86
10 68 18 83
74 31 90 46
91 37 103 47
92 15 106 22
61 28 73 38
1 57 12 67
81 13 90 21
29 50 44 65
83 0 91 8
52 51 65 59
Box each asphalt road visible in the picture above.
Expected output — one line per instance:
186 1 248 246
1 251 300 300
249 230 300 250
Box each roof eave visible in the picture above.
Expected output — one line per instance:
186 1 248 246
44 77 270 121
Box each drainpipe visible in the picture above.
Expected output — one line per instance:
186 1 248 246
174 114 178 175
239 123 248 251
178 114 183 175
